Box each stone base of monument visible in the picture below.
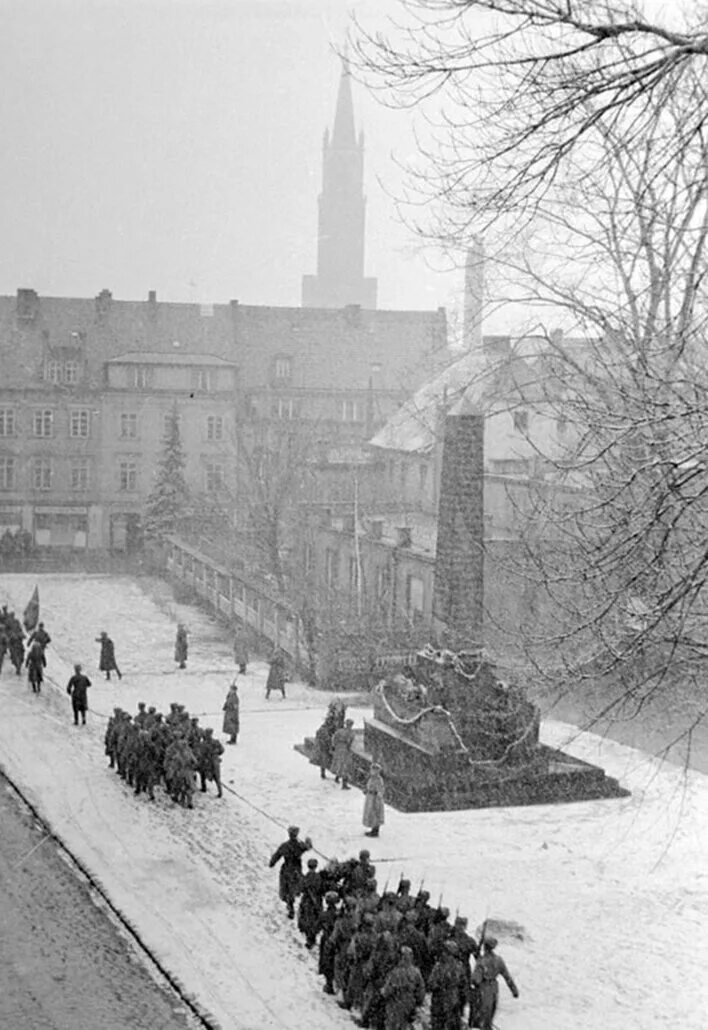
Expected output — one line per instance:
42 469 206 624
294 648 630 813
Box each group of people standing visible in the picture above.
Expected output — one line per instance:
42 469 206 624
0 606 39 678
103 696 235 806
269 828 519 1030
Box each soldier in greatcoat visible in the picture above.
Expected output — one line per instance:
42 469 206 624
363 763 385 837
429 940 468 1030
318 891 340 994
342 911 377 1013
174 624 188 669
66 663 91 726
331 718 355 790
25 639 45 693
133 729 160 801
265 648 287 699
469 936 519 1030
297 857 324 949
7 614 25 675
198 727 224 798
222 681 240 744
360 930 400 1030
268 825 312 919
95 630 122 680
27 621 51 652
104 707 121 768
330 896 358 997
380 945 426 1030
233 628 249 675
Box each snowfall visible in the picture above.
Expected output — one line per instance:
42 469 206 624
0 574 706 1030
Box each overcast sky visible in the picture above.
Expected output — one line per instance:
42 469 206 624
0 0 465 316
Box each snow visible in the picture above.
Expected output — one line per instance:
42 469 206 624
0 573 707 1030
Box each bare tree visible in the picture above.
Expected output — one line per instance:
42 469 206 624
354 1 708 759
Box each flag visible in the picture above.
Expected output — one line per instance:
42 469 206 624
23 585 39 632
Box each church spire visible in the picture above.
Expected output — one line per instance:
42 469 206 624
331 58 357 150
301 57 378 310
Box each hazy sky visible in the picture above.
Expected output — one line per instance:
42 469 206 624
0 0 464 314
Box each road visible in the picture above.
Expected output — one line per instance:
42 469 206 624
0 778 195 1030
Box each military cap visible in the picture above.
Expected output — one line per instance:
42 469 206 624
324 891 339 904
454 916 468 927
362 913 375 925
307 857 318 868
359 849 371 862
287 825 300 836
484 936 498 950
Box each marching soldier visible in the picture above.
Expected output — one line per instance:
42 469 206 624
380 945 426 1030
198 727 224 798
298 857 324 949
469 936 519 1030
429 940 468 1030
66 663 91 726
269 825 312 919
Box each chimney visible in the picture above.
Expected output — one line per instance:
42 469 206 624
369 519 384 541
16 288 40 324
147 290 157 319
95 288 112 320
463 238 484 351
432 403 485 650
396 526 412 549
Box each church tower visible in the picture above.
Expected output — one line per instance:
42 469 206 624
301 60 378 309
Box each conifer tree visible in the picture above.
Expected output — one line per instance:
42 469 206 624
143 408 189 543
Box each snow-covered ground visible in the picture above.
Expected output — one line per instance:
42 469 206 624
0 573 706 1030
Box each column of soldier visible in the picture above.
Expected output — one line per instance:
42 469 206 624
103 702 224 808
272 835 519 1030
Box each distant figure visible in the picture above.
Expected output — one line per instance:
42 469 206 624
265 648 287 700
363 763 385 838
66 663 91 726
27 621 51 652
7 613 24 675
331 718 355 790
174 624 188 669
268 825 312 919
233 628 248 675
297 857 324 949
222 681 240 744
25 639 46 694
96 631 122 681
198 727 224 798
469 936 519 1030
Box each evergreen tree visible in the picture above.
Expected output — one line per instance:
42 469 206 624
143 408 189 543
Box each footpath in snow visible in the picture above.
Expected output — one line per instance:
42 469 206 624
0 573 706 1030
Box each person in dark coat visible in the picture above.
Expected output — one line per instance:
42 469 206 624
469 936 519 1030
342 911 377 1012
265 648 287 699
66 663 91 726
222 681 240 744
381 945 426 1030
363 763 385 837
27 621 51 652
429 940 468 1030
268 825 312 918
174 624 188 669
198 728 224 798
331 718 355 790
25 639 45 693
7 614 24 675
318 891 340 994
96 631 122 680
359 931 401 1030
312 720 333 779
297 857 324 948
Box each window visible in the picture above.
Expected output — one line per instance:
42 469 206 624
406 575 425 622
44 360 62 384
0 457 15 490
419 462 428 492
274 356 292 380
512 408 529 433
163 412 182 438
348 556 360 593
272 398 296 420
206 415 224 441
0 409 15 437
120 413 137 439
33 409 53 438
70 461 89 491
205 463 224 492
325 548 339 588
341 400 361 422
399 463 407 490
32 457 52 491
133 366 149 389
194 369 211 392
64 360 79 384
303 543 314 576
119 461 137 491
376 564 392 600
69 409 90 438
